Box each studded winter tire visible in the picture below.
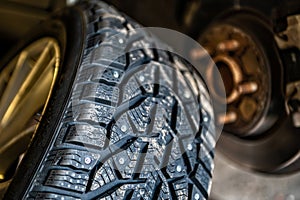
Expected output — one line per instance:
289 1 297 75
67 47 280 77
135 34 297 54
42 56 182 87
2 1 215 199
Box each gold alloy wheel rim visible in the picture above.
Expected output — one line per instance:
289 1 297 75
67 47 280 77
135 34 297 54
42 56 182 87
0 37 60 181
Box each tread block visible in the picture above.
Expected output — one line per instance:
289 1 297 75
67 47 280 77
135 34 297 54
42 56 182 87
65 124 106 148
80 82 119 104
47 149 100 171
45 170 89 193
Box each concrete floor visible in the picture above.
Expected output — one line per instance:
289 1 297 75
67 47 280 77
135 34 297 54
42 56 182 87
210 151 300 200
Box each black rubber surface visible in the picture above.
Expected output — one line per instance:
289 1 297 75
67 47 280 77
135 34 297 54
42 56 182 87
6 1 215 199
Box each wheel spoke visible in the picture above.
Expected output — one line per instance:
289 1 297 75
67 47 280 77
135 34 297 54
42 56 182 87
0 51 31 120
0 125 36 155
0 124 36 180
0 59 15 94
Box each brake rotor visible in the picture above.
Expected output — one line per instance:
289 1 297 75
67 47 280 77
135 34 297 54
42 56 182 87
194 14 300 174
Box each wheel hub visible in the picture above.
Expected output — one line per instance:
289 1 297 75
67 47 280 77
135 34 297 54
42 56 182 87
200 24 269 136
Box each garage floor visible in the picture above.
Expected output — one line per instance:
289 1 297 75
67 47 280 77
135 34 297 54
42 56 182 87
210 151 300 200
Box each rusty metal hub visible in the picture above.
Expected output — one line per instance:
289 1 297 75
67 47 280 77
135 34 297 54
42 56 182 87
200 24 270 136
